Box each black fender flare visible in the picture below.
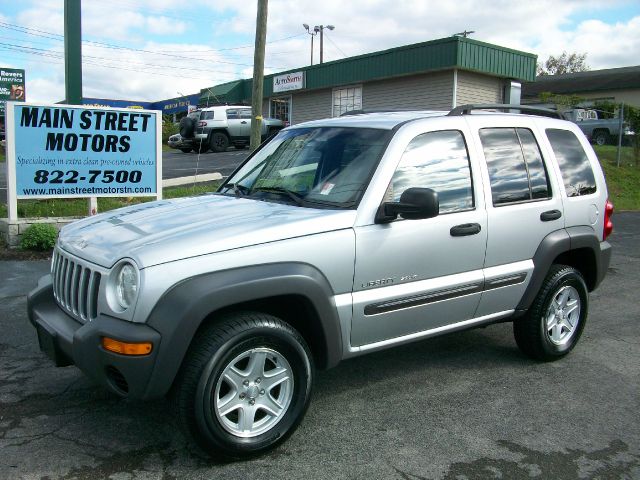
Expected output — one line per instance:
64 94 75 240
142 262 342 399
515 227 606 313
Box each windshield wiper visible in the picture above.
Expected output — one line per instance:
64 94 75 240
223 182 250 197
250 186 307 206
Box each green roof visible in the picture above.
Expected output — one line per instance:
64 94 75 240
199 80 244 105
199 36 536 105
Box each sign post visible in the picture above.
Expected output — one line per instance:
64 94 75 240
5 103 162 222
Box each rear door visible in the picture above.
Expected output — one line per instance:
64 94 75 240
466 117 565 317
225 109 243 139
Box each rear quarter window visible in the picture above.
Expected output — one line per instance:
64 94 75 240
546 128 597 197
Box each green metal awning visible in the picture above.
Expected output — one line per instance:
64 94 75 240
199 80 245 106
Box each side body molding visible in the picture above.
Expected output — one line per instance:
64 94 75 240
143 262 343 399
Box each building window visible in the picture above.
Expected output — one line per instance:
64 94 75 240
270 96 291 126
332 85 362 117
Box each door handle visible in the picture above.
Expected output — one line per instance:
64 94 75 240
450 223 481 237
241 121 248 124
540 209 562 222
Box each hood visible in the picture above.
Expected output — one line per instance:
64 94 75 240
58 194 357 268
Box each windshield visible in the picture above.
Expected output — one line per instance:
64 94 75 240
219 127 392 208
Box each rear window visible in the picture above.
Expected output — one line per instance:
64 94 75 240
546 129 597 197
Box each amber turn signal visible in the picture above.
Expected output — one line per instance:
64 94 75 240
101 337 152 356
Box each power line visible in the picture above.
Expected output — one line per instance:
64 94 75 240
0 45 240 81
0 21 303 60
324 33 348 58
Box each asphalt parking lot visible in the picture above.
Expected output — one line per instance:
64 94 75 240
0 213 638 479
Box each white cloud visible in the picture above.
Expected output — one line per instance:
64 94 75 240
146 16 187 35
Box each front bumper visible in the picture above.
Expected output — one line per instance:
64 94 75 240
27 274 161 399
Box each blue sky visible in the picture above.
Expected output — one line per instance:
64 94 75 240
1 0 639 103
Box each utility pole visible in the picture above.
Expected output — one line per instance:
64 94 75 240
64 1 95 215
318 25 334 64
64 0 82 104
250 0 268 151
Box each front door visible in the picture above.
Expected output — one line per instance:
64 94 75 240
351 128 488 347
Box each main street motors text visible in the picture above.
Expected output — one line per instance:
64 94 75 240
19 106 153 153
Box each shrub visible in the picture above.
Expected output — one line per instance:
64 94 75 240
20 223 58 251
162 115 179 143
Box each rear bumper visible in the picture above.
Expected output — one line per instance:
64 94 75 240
595 240 612 290
27 275 161 399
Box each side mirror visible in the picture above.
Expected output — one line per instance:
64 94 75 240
375 187 439 224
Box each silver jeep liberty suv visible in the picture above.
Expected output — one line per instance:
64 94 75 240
28 104 613 459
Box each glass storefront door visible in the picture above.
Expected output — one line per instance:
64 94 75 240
270 96 291 126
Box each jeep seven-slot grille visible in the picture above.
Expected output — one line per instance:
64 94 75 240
52 250 101 322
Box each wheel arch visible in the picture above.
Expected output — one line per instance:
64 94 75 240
143 263 342 399
207 128 231 141
516 227 604 313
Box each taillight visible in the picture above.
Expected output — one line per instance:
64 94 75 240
198 121 206 127
603 199 614 240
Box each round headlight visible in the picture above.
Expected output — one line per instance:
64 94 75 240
115 262 139 310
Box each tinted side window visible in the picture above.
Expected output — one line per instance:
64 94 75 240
226 109 239 119
517 128 551 199
240 109 252 119
546 128 597 197
389 130 473 214
480 128 531 205
201 111 215 120
480 128 552 205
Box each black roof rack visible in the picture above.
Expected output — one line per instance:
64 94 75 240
340 109 407 117
448 104 566 120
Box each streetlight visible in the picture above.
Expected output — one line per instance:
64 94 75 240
303 23 319 65
316 25 334 64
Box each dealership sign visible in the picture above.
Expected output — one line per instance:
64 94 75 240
0 67 25 115
5 102 162 220
273 71 305 93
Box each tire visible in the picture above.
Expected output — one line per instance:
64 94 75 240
210 132 230 153
179 117 196 138
170 312 314 459
180 148 192 153
593 130 608 146
193 142 209 154
514 265 588 361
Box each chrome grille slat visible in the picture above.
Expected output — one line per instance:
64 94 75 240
52 249 101 323
78 268 88 321
70 264 81 314
87 271 100 320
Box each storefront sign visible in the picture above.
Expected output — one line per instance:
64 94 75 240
273 71 305 93
0 67 26 115
5 103 162 219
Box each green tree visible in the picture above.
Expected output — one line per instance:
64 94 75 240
537 52 589 76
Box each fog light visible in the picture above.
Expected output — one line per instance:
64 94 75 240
102 337 152 356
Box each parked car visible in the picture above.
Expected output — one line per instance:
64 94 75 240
28 104 612 459
564 108 634 145
178 106 285 153
167 133 194 153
